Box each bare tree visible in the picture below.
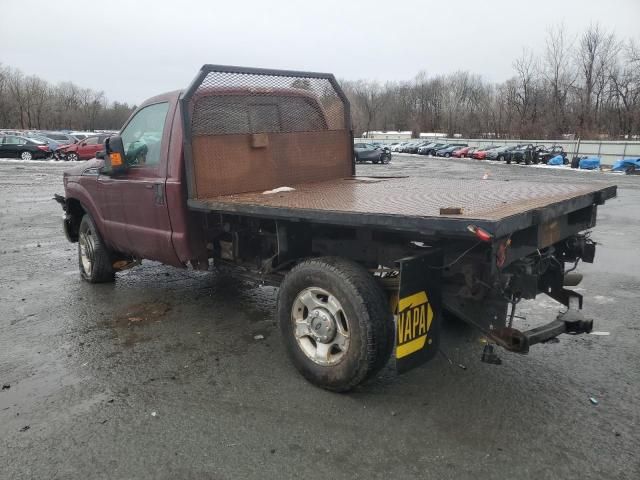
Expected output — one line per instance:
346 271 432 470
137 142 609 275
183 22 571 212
350 80 386 136
576 23 620 135
543 25 576 136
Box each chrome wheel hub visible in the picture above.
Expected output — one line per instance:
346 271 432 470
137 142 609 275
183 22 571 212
309 309 336 343
292 287 350 366
79 229 94 275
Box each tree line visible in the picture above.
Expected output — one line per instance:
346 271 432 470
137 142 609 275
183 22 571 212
342 24 640 140
1 24 639 139
0 63 135 131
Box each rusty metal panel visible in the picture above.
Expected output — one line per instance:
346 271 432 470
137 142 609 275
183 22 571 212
192 130 352 197
181 65 352 200
195 176 611 221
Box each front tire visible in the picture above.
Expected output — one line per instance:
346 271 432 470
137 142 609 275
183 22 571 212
67 152 79 162
78 214 115 283
277 257 394 392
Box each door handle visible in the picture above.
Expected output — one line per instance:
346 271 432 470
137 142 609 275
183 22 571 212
152 183 165 205
145 184 154 189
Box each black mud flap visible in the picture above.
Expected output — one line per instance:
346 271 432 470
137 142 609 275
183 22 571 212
395 250 443 374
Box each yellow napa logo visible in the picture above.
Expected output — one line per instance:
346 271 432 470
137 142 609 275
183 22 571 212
396 291 433 359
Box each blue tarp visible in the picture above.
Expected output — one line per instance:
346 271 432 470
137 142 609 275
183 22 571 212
548 155 564 165
611 157 640 171
579 157 601 170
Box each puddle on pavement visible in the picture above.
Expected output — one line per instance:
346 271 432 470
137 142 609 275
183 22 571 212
107 301 172 347
113 301 172 327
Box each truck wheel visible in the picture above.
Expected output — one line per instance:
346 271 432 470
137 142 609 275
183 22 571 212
277 257 394 392
78 214 115 283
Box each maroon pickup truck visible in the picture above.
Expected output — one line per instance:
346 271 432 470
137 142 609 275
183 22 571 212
56 65 616 391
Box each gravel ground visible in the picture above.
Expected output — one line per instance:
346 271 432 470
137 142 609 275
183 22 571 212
0 155 639 480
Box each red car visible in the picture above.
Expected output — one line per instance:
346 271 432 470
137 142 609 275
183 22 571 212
452 146 472 158
472 145 499 160
58 134 112 161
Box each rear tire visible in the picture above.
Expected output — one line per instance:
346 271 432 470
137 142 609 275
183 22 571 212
277 257 394 392
78 214 115 283
20 151 33 160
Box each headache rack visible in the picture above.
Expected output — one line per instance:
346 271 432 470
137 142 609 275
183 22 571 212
180 65 353 200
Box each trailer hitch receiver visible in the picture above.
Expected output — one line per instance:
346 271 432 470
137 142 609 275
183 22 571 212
489 294 592 354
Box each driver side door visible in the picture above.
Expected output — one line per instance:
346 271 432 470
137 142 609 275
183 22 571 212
97 101 179 264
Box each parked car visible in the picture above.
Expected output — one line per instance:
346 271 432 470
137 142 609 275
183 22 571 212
451 146 472 158
417 142 440 155
397 141 416 153
420 143 448 156
486 145 517 161
42 132 78 145
374 144 392 155
436 144 468 157
472 145 501 160
0 135 50 160
537 145 567 164
25 133 63 154
403 141 429 154
506 144 537 164
464 147 479 158
391 142 409 152
57 134 112 161
354 142 391 164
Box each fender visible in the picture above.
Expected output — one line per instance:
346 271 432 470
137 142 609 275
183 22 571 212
63 181 109 245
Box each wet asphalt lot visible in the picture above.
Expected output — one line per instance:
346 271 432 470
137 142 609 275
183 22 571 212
0 155 639 480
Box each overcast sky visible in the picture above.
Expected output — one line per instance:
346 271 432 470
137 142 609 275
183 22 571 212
2 0 639 105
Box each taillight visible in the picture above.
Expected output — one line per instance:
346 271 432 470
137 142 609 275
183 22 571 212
467 224 493 242
37 145 49 151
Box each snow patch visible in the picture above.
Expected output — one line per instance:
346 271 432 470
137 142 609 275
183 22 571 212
263 186 295 194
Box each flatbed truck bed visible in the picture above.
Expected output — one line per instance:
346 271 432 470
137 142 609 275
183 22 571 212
188 175 616 238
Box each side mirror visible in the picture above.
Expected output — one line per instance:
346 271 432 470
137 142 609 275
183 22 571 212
103 135 126 175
